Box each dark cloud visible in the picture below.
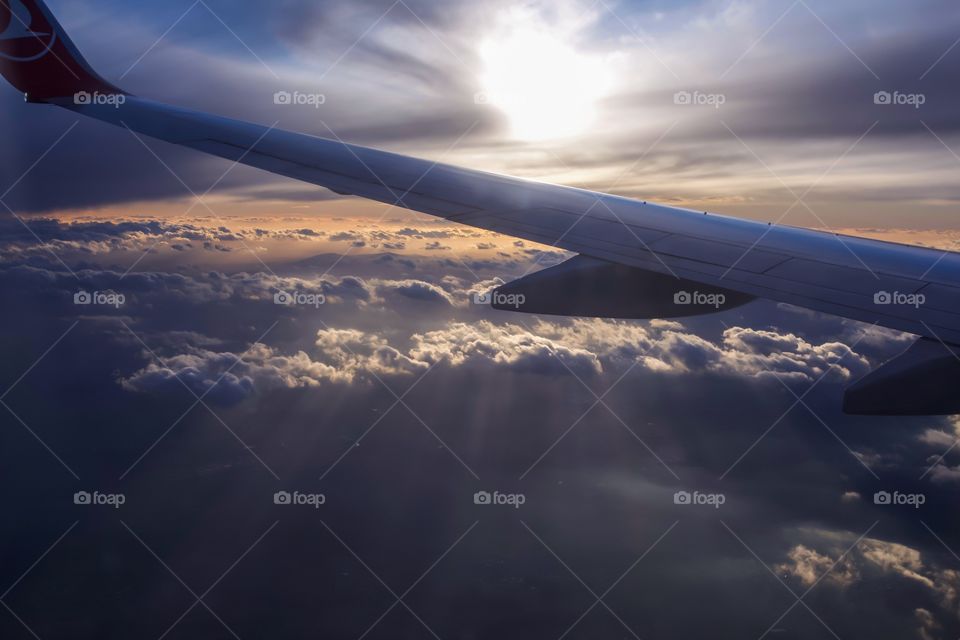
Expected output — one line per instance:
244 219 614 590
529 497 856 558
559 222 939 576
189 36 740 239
3 211 960 638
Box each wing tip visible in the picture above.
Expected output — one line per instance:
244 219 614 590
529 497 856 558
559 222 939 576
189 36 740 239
0 0 123 102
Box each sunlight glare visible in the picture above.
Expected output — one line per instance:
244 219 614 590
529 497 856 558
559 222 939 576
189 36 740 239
479 21 611 140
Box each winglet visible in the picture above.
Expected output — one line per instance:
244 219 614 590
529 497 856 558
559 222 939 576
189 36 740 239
0 0 122 102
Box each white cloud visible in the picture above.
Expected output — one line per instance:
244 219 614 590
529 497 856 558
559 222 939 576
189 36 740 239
409 321 602 377
119 317 875 404
531 319 870 381
777 529 960 637
121 330 427 403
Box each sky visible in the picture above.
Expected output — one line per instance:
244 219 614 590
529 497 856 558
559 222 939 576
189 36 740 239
2 0 960 638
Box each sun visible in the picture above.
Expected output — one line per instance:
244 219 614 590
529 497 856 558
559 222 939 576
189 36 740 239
478 22 612 140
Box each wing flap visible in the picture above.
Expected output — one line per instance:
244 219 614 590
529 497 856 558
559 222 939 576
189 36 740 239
647 234 788 273
763 258 926 294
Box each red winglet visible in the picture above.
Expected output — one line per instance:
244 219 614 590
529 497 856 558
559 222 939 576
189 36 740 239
0 0 123 101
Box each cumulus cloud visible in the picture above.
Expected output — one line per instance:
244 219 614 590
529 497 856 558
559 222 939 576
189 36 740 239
329 231 364 243
917 418 960 484
372 278 456 305
2 200 955 638
119 317 878 404
778 543 860 588
0 218 518 269
531 319 871 382
926 461 960 484
409 321 602 377
121 330 427 404
777 529 960 637
917 608 942 640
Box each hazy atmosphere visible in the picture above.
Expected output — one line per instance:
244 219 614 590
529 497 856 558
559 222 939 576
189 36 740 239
2 0 960 638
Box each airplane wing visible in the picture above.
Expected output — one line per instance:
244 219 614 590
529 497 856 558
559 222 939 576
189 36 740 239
3 0 960 415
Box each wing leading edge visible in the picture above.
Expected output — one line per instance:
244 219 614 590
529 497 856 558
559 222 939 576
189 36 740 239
53 96 960 346
4 0 960 414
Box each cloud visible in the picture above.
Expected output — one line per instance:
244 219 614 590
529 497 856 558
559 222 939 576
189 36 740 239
926 461 960 484
777 528 960 638
2 202 958 637
373 279 456 305
118 315 883 406
329 231 364 242
3 0 955 233
0 216 346 264
121 329 428 404
916 608 942 640
529 319 871 381
778 543 860 588
409 321 602 377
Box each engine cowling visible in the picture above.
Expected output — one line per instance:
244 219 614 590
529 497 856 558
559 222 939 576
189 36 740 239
490 254 755 319
844 337 960 415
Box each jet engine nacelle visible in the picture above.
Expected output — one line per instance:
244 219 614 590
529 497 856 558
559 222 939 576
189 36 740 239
491 254 754 319
844 337 960 415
